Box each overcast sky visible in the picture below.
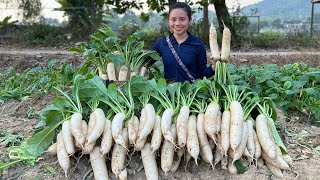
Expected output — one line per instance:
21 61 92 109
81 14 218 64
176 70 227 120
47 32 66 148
1 0 263 23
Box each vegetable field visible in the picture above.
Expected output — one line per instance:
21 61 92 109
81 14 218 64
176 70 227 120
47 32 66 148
1 34 320 179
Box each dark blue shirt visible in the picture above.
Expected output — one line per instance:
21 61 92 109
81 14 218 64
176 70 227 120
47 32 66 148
152 32 214 82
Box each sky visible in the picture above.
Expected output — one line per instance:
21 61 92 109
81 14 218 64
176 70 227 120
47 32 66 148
0 0 264 23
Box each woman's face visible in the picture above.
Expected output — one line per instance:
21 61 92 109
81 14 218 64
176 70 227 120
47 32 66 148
168 8 191 36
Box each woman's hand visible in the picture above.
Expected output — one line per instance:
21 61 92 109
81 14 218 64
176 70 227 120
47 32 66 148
209 55 215 71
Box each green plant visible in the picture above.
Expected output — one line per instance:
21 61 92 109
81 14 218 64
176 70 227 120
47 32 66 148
13 24 67 45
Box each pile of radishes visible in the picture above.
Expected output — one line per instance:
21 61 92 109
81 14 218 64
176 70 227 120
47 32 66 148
45 77 291 180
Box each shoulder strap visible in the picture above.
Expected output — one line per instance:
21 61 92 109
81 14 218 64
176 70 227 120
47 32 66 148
166 35 196 82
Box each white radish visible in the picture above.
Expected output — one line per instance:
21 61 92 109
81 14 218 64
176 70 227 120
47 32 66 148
170 157 181 173
253 129 261 161
46 142 57 155
139 66 148 77
118 65 129 81
86 112 96 141
112 112 126 147
111 128 128 178
70 112 85 146
176 105 190 148
86 108 106 144
137 103 156 143
90 146 109 180
220 22 231 62
232 121 249 164
187 115 200 166
256 114 277 160
57 132 70 177
161 108 175 145
261 150 290 170
128 115 139 145
100 120 113 156
61 120 75 155
170 149 184 173
83 141 96 154
227 157 237 174
197 112 214 168
229 101 244 151
265 161 284 178
151 115 162 153
209 24 221 61
257 157 265 169
83 115 97 154
246 119 255 161
216 110 222 134
134 135 148 151
214 144 222 167
221 156 228 170
118 169 127 180
98 67 108 81
107 62 117 81
204 102 220 143
161 124 176 175
220 109 231 156
283 154 293 167
75 120 88 149
137 107 146 141
141 143 159 180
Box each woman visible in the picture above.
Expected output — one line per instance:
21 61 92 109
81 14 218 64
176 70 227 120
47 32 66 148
152 2 215 83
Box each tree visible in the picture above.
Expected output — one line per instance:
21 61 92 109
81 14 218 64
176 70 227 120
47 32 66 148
1 0 41 21
212 0 231 33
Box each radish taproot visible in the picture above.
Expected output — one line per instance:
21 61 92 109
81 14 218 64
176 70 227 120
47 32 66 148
209 24 221 61
111 128 128 178
57 132 70 177
90 146 109 180
141 143 159 180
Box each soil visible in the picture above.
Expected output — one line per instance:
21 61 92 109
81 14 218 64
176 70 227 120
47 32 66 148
0 46 320 180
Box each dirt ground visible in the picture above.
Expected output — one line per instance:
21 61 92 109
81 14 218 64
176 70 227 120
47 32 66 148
0 47 320 180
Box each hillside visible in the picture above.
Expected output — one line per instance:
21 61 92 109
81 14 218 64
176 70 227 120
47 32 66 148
241 0 314 20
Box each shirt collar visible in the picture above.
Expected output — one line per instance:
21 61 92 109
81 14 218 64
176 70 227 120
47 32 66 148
168 32 201 45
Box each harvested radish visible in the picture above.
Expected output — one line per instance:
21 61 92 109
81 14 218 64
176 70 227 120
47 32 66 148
118 65 129 81
229 101 244 151
107 62 117 81
161 108 175 144
176 105 190 148
90 146 109 180
256 114 277 160
161 124 176 175
137 103 156 143
57 132 70 178
86 108 106 144
61 120 75 155
112 112 126 147
70 112 85 146
111 128 128 178
128 115 139 145
221 109 231 156
187 115 199 165
151 115 162 153
100 120 113 156
197 112 213 168
46 142 57 155
141 143 159 180
209 24 221 61
220 21 231 62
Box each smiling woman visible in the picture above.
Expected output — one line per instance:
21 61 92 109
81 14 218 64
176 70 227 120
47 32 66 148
151 2 215 83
